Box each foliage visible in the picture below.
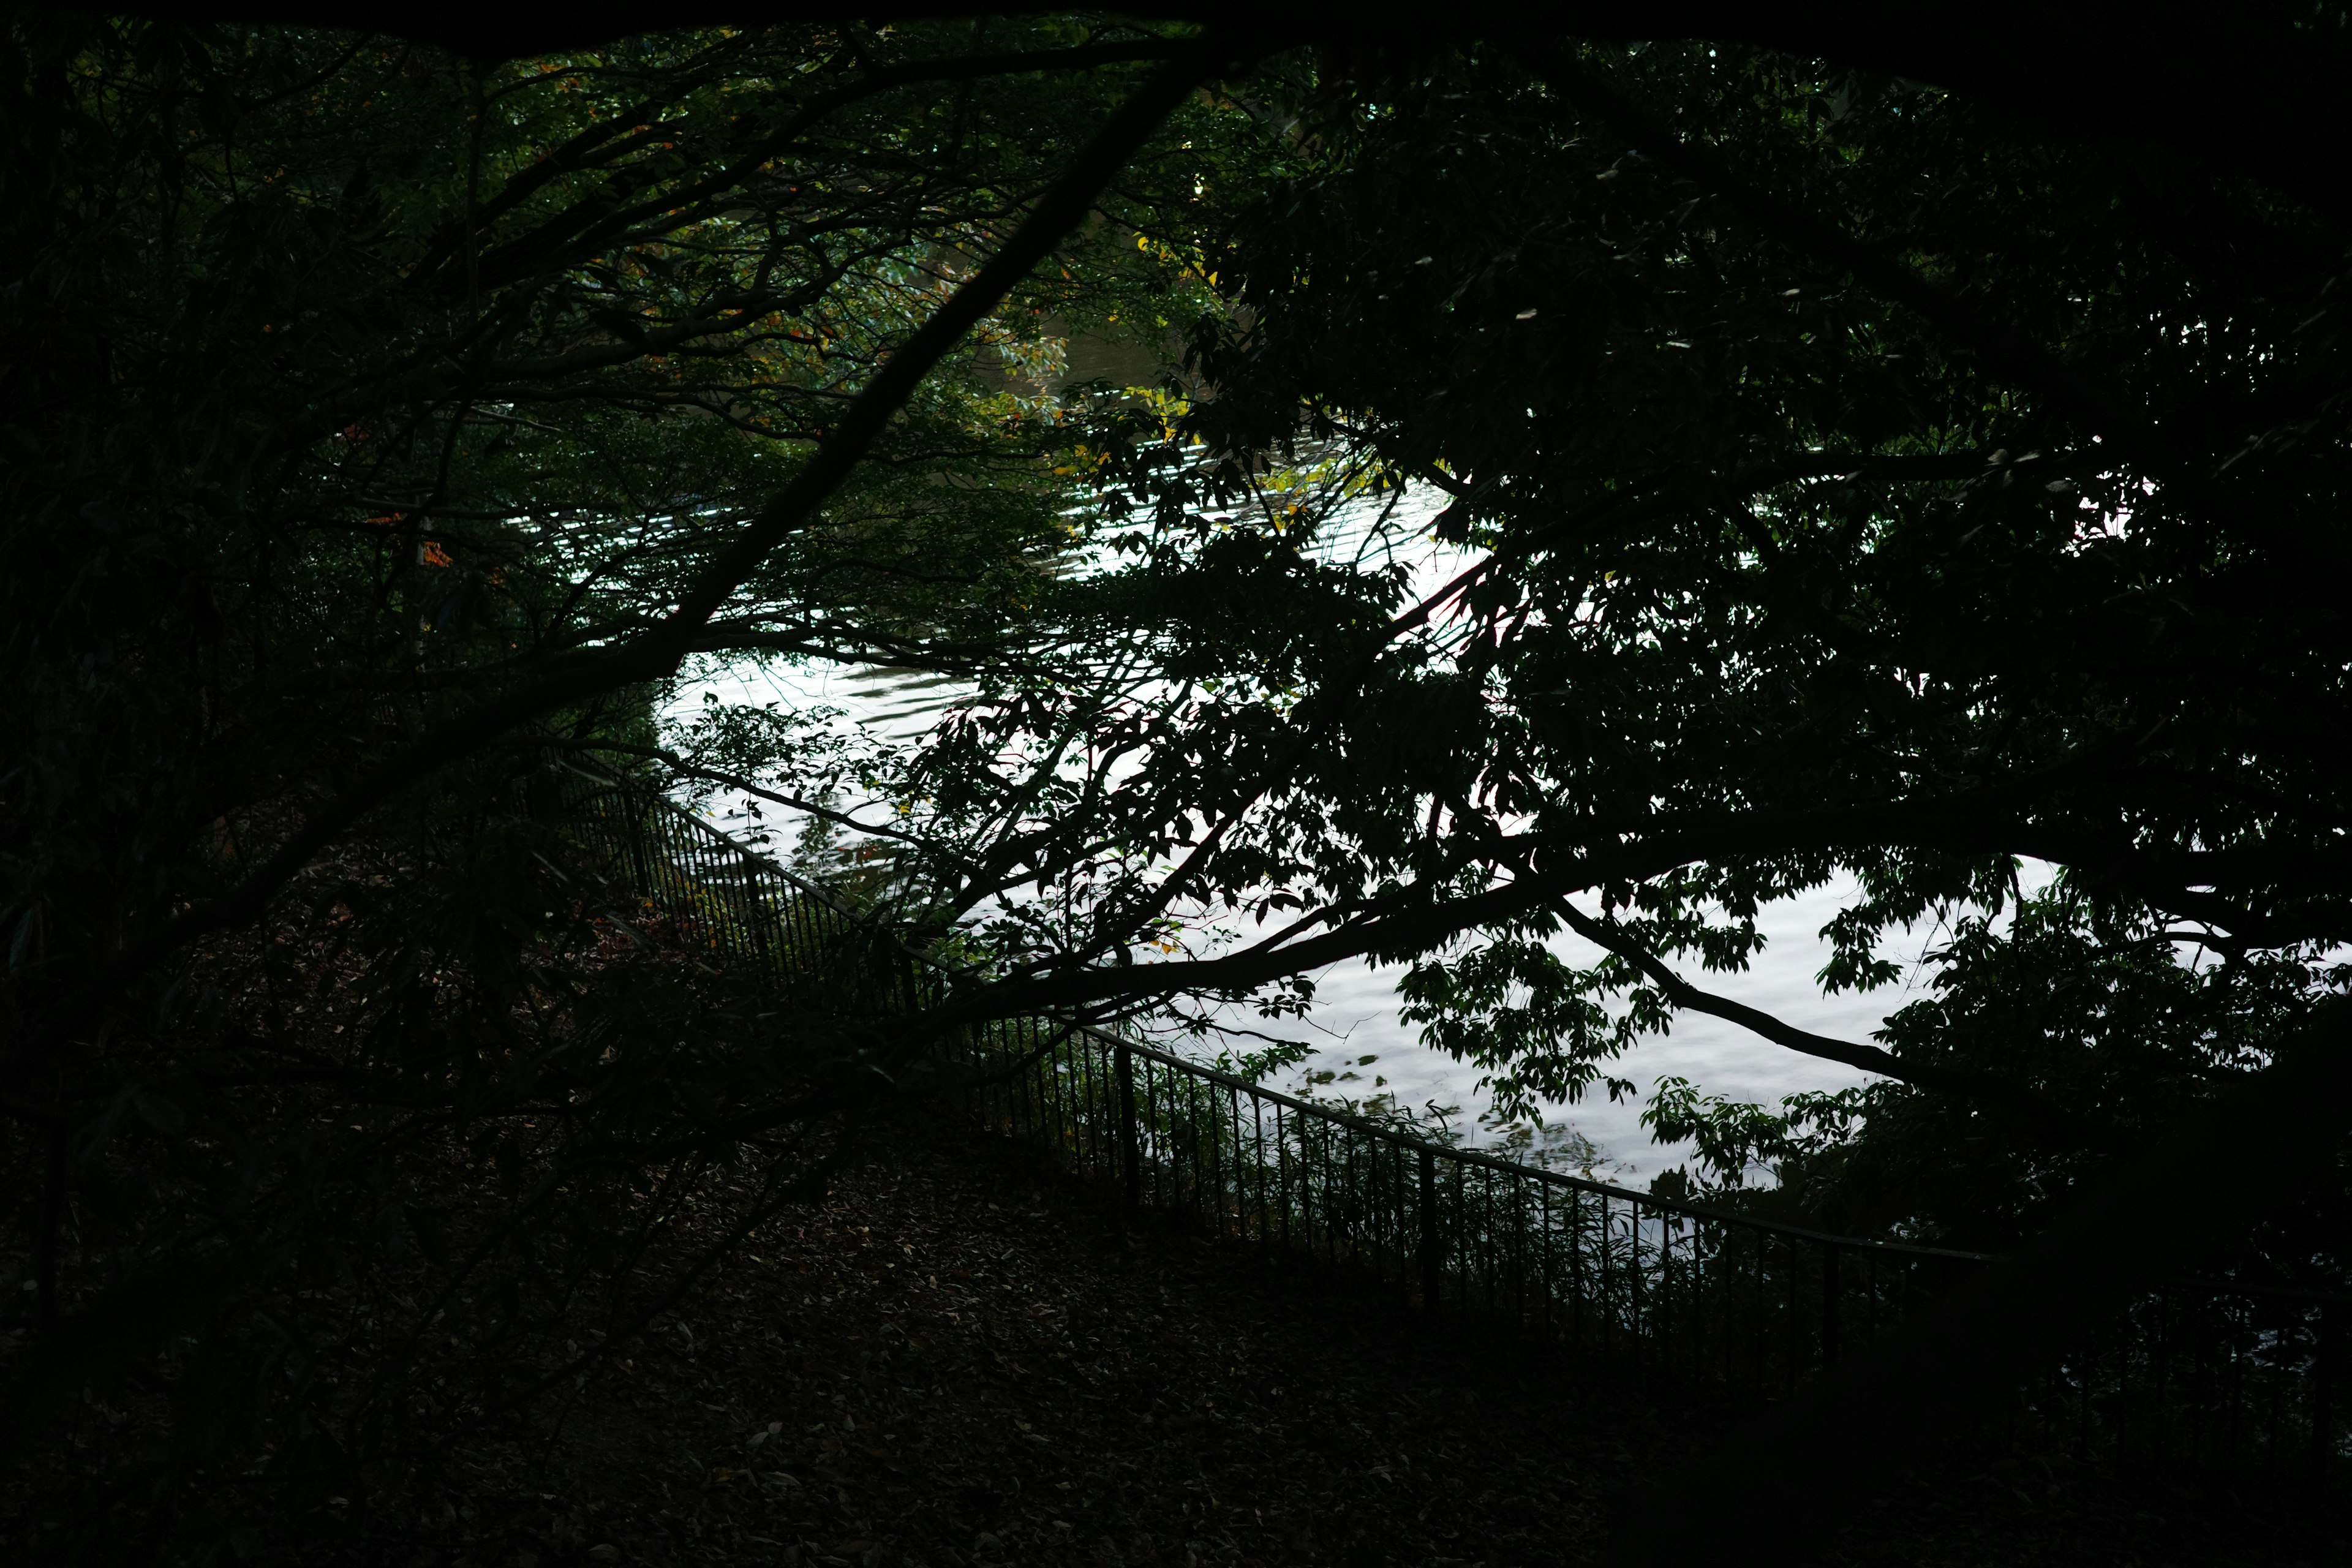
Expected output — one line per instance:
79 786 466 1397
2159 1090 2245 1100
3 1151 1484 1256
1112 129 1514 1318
854 36 2352 1273
1658 880 2352 1264
0 12 1251 1555
1164 40 2352 1254
13 10 2352 1555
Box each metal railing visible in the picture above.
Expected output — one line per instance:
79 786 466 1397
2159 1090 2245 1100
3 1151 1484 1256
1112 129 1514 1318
554 764 2346 1490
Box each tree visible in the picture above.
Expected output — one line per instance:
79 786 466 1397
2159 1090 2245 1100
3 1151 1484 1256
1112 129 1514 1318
883 33 2352 1245
51 8 2349 1256
13 5 2352 1558
0 14 1265 1553
804 30 2352 1555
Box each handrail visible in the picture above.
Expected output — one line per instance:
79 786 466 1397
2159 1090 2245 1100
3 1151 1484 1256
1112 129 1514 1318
554 758 2352 1487
596 763 1990 1257
622 769 2345 1287
1099 1031 2003 1262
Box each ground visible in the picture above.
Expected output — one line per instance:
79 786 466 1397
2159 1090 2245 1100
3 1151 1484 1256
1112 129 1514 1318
393 1123 2343 1568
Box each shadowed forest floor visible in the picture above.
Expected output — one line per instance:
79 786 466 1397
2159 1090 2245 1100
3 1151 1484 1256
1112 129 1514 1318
400 1125 2343 1568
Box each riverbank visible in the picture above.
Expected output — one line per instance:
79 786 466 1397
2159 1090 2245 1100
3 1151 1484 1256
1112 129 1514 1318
393 1123 2334 1567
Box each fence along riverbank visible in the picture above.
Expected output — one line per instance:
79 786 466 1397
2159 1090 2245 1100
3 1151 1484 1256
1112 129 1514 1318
557 762 2346 1492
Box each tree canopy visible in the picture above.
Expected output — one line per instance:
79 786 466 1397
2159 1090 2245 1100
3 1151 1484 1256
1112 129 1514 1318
8 6 2352 1559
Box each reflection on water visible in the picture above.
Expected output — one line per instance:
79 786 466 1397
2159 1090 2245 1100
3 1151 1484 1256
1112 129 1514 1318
839 665 968 732
1224 886 1915 1183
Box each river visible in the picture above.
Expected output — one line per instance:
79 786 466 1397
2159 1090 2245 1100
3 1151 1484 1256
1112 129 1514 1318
674 489 2034 1186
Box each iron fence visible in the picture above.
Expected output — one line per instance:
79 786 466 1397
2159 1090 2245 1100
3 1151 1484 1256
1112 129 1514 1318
552 762 2346 1490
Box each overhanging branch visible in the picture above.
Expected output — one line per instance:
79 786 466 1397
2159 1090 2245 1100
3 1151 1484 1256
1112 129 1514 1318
13 34 1241 1071
1550 898 2117 1147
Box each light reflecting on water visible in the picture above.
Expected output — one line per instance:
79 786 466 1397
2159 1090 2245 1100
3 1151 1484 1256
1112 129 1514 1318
675 489 2041 1186
1213 882 1938 1184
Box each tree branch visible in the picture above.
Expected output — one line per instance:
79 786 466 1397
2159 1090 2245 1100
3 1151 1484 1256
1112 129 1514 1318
13 34 1240 1072
1550 898 2117 1147
548 738 935 851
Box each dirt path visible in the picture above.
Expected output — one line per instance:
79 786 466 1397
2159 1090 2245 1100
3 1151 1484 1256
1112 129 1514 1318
409 1126 2337 1568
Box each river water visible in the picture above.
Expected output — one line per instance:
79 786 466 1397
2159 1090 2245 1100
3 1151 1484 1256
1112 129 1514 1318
676 491 2025 1186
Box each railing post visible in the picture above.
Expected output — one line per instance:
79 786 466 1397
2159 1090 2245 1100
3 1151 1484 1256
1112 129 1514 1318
1115 1044 1140 1201
1822 1242 1841 1369
2313 1298 2337 1495
1418 1147 1442 1313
